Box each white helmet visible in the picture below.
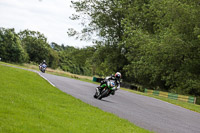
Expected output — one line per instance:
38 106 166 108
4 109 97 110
115 72 121 79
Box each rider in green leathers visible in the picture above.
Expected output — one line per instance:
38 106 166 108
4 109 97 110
96 72 121 96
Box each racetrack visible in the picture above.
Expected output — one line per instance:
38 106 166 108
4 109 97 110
38 72 200 133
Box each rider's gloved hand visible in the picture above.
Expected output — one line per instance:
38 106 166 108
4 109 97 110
113 87 117 91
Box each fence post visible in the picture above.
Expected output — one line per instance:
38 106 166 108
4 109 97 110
194 97 196 104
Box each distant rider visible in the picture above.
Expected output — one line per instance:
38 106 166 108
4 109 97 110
96 72 121 96
42 60 47 65
39 60 47 69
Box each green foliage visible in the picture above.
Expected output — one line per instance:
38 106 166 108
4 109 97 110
0 28 28 63
91 43 127 76
69 0 200 97
69 0 128 76
18 30 50 63
56 45 95 76
122 0 200 96
69 0 124 42
48 49 59 69
18 30 59 68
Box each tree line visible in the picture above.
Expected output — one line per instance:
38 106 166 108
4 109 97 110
1 0 200 97
68 0 200 96
0 27 94 75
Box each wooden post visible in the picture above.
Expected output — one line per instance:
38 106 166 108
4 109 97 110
194 97 197 104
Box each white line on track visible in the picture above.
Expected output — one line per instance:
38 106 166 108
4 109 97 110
37 72 55 87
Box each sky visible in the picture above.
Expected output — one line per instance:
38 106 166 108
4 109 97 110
0 0 93 48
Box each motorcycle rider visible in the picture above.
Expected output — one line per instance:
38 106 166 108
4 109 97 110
39 60 47 70
96 72 121 96
42 60 47 65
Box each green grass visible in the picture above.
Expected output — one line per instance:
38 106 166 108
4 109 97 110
0 64 151 133
121 88 200 113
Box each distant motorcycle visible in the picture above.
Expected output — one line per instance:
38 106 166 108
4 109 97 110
94 80 115 100
39 64 47 73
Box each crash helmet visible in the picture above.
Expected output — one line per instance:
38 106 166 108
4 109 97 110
115 72 121 79
43 60 46 63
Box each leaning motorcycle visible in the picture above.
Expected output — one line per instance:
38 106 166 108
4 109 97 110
94 80 115 100
39 64 47 73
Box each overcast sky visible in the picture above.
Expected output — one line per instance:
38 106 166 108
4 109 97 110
0 0 93 48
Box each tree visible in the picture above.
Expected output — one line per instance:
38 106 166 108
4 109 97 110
0 28 28 63
57 45 95 75
69 0 125 42
69 0 128 76
18 30 49 63
122 0 200 95
18 29 59 68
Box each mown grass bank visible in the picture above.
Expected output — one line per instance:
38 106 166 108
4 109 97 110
0 64 151 133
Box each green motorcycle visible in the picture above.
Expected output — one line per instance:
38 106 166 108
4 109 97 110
94 80 115 100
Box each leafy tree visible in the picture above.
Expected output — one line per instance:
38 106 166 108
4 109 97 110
0 28 28 63
18 30 50 63
50 42 65 51
48 48 59 69
58 45 95 75
122 0 200 95
69 0 125 42
69 0 128 76
18 30 59 69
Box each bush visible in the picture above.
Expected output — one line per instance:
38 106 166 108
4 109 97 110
196 97 200 105
0 28 28 63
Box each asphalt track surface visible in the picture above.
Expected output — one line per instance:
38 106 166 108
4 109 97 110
36 72 200 133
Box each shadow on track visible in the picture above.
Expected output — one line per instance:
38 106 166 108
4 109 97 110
100 99 115 103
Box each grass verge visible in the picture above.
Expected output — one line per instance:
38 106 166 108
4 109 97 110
0 64 151 133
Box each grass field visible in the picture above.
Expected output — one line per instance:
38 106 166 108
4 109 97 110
0 64 151 133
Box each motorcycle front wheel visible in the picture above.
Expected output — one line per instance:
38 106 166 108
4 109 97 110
97 89 109 100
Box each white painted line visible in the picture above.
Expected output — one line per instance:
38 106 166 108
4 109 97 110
37 72 55 87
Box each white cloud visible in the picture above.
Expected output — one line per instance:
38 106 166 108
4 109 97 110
0 0 93 48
